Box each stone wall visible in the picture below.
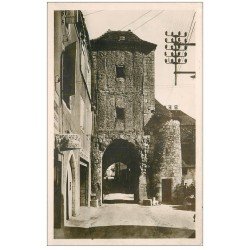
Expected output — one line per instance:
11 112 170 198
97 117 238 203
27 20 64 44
91 45 155 204
148 119 182 202
142 51 155 125
91 133 150 204
91 50 155 133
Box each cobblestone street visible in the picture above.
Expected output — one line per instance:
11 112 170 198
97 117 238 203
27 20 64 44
54 193 196 239
66 203 195 229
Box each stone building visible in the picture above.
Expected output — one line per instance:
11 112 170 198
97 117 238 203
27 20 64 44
145 101 196 203
170 109 196 186
54 10 93 228
53 18 196 222
89 30 195 205
90 30 156 204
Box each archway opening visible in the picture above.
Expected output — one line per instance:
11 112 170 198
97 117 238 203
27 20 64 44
102 139 141 203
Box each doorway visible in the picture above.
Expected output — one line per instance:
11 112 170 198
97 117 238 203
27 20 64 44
54 152 62 228
162 178 172 203
65 155 75 220
66 174 69 220
102 139 141 203
80 162 89 206
103 162 134 203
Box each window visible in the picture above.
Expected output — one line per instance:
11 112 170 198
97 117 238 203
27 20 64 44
182 168 188 175
116 107 125 120
62 42 76 109
119 36 125 41
116 65 125 78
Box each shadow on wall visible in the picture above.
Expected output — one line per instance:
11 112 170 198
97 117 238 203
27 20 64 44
103 199 135 204
172 205 195 211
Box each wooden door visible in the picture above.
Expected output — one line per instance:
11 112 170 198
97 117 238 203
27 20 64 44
162 178 172 203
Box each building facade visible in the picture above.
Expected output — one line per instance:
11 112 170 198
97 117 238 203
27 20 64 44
90 30 156 204
54 10 93 228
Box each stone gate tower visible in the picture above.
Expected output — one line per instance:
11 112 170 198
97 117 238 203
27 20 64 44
90 30 157 204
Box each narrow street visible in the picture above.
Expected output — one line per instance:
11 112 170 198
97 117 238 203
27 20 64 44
51 8 200 244
55 193 195 239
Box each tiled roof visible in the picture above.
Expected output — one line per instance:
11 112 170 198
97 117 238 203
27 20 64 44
144 100 171 134
154 99 172 117
169 110 195 126
144 99 195 134
154 99 195 126
90 30 157 52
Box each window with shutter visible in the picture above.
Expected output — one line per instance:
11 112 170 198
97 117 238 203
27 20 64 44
62 42 76 109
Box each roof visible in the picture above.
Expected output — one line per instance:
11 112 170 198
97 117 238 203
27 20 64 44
90 30 157 52
169 110 195 126
144 99 195 134
153 99 195 126
154 99 172 117
144 100 172 133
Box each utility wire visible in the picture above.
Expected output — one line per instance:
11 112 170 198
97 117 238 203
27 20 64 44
187 12 196 41
83 10 104 16
188 21 196 43
177 21 195 71
120 10 152 30
178 11 196 71
133 10 165 31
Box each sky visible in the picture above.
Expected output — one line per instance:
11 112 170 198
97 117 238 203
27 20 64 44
83 8 198 118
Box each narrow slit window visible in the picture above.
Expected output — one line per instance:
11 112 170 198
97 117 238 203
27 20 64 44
116 65 125 78
182 168 188 175
116 107 125 120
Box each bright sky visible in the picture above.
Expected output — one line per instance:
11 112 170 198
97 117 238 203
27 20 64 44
83 8 198 118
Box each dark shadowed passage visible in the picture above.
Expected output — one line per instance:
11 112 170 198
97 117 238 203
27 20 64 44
102 139 141 203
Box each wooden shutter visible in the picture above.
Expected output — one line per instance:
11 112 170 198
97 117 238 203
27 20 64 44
62 42 76 108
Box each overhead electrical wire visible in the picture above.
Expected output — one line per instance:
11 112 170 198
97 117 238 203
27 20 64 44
188 22 196 43
83 10 104 16
187 12 196 41
177 11 196 72
133 10 165 31
120 10 152 30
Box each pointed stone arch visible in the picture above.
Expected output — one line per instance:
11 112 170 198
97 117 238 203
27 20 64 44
65 152 77 221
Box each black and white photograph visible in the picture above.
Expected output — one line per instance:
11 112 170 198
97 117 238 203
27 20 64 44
4 0 250 249
48 2 202 245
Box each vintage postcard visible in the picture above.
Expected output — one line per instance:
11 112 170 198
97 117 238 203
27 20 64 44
48 2 203 245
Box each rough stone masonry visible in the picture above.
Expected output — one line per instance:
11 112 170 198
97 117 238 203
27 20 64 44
90 30 182 204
